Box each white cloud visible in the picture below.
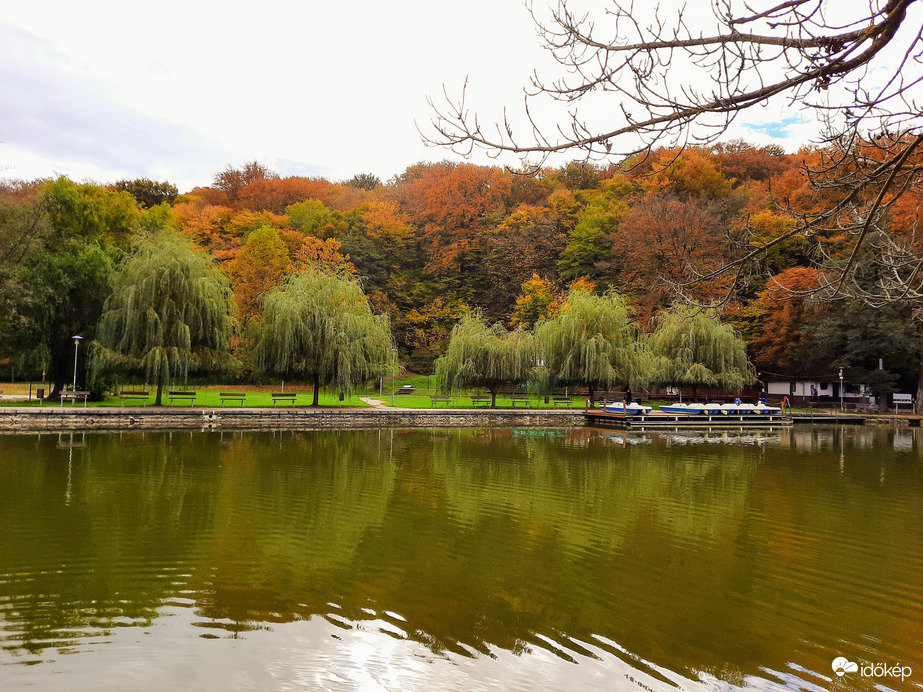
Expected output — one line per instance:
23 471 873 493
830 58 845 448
2 0 916 190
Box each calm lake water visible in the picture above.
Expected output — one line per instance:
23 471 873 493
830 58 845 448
0 426 921 691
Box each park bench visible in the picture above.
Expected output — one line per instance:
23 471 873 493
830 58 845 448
168 391 196 406
395 384 416 395
271 392 297 406
429 395 451 407
119 390 150 406
510 394 531 408
470 395 492 407
551 397 572 408
219 392 247 407
60 390 89 407
893 393 913 412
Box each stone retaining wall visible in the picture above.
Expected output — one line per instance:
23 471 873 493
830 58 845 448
0 407 586 432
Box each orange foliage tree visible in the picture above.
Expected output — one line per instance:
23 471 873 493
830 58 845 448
749 267 821 376
223 226 292 322
613 195 732 322
392 162 512 276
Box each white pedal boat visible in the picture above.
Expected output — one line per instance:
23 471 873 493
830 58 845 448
599 401 653 415
659 402 782 415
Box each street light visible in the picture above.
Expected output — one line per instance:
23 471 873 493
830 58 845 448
71 335 83 393
839 367 844 411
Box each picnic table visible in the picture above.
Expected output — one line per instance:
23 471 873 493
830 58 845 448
395 385 416 395
219 392 247 407
271 392 297 406
60 391 89 407
119 390 150 406
168 391 196 406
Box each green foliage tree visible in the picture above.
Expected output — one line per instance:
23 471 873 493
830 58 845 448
0 178 138 396
535 286 645 400
510 274 560 329
434 313 535 407
650 308 756 401
92 229 235 405
346 173 382 190
557 179 630 280
285 200 349 237
114 179 179 208
44 176 138 248
253 269 393 406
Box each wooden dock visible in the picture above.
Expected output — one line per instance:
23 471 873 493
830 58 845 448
585 410 792 428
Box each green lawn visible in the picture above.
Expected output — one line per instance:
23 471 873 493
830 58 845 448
0 386 371 408
385 393 585 409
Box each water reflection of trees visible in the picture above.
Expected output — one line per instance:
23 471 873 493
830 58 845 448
0 430 396 654
1 427 921 685
190 430 396 631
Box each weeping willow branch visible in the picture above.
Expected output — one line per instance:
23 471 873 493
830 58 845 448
253 269 394 406
92 229 235 405
434 312 535 407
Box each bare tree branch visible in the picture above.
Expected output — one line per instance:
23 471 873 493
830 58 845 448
426 0 923 304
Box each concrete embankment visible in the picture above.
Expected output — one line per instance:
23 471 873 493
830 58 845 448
0 406 586 432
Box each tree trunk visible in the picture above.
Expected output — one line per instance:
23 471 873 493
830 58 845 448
155 380 164 407
312 372 320 407
489 388 497 408
49 347 69 399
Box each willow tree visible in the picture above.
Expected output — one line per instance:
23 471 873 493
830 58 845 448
649 308 756 401
253 269 393 406
435 313 534 407
535 287 648 400
92 230 234 405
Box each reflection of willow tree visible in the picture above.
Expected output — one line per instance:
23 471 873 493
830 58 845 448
401 431 767 674
330 428 760 664
434 431 757 550
189 431 396 629
0 431 396 651
0 432 226 656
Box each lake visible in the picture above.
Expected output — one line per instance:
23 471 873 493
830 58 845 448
1 426 920 691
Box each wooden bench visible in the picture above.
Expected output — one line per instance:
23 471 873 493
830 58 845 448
60 390 89 407
510 395 531 408
551 396 572 408
119 390 150 406
271 392 297 406
429 395 451 407
219 392 246 407
168 391 196 406
470 395 492 407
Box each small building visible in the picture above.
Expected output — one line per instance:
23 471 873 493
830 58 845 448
765 378 872 406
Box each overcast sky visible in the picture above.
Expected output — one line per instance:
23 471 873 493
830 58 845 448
0 0 905 192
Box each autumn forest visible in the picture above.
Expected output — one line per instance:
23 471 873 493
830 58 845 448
2 141 922 398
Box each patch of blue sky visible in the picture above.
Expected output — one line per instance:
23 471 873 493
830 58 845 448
743 116 808 139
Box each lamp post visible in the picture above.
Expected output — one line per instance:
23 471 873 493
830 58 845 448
71 335 83 392
391 348 397 407
839 367 844 411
